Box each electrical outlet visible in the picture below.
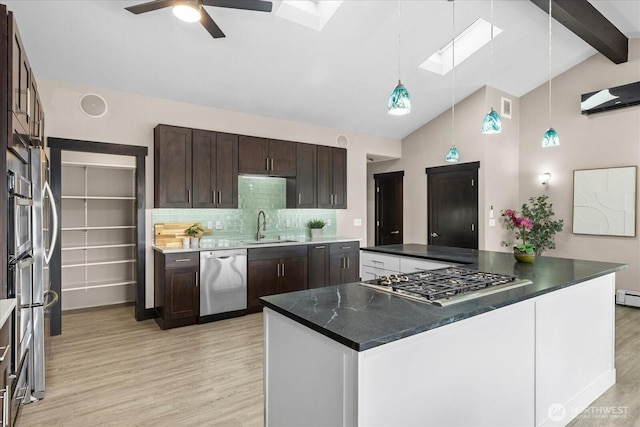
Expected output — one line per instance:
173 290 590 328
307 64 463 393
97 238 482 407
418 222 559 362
215 221 223 230
207 221 213 230
489 219 496 227
326 219 332 227
285 219 291 228
354 218 362 226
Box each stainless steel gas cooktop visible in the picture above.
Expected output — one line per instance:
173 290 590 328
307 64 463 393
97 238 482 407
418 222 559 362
360 267 532 306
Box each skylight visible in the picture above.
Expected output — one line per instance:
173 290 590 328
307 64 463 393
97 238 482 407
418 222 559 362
419 18 503 75
275 0 343 32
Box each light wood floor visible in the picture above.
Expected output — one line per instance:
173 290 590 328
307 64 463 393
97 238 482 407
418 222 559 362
20 306 264 426
18 304 640 426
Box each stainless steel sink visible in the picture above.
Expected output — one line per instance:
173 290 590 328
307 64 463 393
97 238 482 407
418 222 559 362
242 239 298 245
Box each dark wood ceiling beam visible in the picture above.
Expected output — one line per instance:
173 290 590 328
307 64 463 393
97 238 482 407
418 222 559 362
530 0 628 64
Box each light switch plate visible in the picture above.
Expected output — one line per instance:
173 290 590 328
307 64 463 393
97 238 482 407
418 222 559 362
354 218 362 226
326 219 332 227
285 219 291 228
215 221 223 230
489 219 496 227
207 221 213 229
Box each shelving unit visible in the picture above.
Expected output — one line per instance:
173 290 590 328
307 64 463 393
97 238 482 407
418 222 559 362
61 159 137 310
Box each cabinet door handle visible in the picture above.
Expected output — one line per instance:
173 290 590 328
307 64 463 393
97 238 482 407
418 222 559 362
212 190 215 204
218 191 222 204
391 231 400 234
341 246 351 250
265 158 269 171
195 272 199 287
314 246 325 249
1 386 6 427
174 258 192 263
187 190 191 204
347 257 350 269
298 193 302 205
277 263 280 277
281 263 285 277
270 158 274 171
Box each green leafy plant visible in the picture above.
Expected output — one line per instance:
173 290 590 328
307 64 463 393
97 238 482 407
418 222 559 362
306 219 326 229
501 195 564 256
184 223 204 237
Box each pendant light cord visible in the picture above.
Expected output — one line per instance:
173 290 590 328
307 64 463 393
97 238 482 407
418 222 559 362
397 0 401 82
548 0 552 128
489 0 494 108
452 0 456 147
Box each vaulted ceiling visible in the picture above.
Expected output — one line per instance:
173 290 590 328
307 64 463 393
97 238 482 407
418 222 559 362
4 0 640 139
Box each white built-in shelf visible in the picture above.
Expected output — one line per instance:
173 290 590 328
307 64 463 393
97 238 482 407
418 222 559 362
62 226 136 231
62 258 136 269
62 280 136 292
62 196 136 200
62 243 135 251
61 161 136 170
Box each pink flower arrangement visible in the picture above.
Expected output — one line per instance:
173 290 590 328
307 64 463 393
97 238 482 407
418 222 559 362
501 209 534 254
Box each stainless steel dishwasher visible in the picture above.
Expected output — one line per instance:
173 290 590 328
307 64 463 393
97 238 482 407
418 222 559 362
199 249 247 321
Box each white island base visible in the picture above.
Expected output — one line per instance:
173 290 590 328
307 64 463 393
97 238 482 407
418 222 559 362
264 274 615 426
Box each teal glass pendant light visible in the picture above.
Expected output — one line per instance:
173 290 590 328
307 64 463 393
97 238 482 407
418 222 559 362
388 1 411 116
542 0 559 147
388 81 411 115
481 0 502 135
446 145 460 162
445 0 459 163
481 108 502 134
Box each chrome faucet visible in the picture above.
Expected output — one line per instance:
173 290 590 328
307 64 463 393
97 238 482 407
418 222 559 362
257 210 266 241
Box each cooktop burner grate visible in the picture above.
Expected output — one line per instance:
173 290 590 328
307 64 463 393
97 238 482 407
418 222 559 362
362 267 531 306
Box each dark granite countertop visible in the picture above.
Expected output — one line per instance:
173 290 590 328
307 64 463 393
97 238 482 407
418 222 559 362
260 245 626 352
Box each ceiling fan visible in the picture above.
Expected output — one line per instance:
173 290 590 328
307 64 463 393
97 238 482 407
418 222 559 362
125 0 273 39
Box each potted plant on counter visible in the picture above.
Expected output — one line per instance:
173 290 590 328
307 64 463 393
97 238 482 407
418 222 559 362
501 195 564 262
185 223 204 248
306 219 326 241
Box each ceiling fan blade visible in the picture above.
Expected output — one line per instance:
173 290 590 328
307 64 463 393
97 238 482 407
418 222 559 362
125 0 176 14
202 0 273 13
200 9 226 38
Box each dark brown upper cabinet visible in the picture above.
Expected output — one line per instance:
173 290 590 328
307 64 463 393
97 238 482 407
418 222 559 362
317 146 347 209
154 125 193 208
192 130 238 208
287 143 317 208
239 136 296 177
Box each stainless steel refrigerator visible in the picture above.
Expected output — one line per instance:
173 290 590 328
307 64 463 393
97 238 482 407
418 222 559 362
29 147 59 400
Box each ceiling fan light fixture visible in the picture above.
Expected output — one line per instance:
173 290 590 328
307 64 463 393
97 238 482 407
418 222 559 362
173 3 201 22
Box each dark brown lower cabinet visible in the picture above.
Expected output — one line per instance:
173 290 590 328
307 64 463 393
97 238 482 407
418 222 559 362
247 246 307 313
307 244 329 289
328 242 360 286
154 251 200 330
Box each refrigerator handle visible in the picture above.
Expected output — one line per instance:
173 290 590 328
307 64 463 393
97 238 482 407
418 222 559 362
43 181 58 265
44 289 59 310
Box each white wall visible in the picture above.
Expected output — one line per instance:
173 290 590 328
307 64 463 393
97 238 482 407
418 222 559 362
519 38 640 291
39 79 401 308
367 85 520 251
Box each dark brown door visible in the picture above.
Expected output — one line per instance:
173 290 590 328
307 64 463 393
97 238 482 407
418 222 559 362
215 133 238 208
239 135 269 175
269 139 296 177
307 244 328 289
154 125 192 208
426 162 479 249
247 259 278 313
165 267 199 320
293 143 317 208
192 129 216 207
278 257 307 294
374 171 404 246
331 148 347 209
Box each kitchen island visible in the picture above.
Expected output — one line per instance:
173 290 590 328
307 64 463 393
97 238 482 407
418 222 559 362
261 245 626 427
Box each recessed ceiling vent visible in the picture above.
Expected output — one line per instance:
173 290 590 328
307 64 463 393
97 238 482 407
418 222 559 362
336 134 348 148
79 93 108 118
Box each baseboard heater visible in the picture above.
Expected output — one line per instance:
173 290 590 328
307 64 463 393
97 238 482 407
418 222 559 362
615 289 640 307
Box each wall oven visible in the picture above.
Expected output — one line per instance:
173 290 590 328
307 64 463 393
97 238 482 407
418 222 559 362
8 170 32 262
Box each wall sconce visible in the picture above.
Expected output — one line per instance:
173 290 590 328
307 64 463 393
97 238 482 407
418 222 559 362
538 173 552 185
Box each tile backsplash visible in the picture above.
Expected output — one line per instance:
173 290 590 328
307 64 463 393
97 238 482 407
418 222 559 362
153 176 337 244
